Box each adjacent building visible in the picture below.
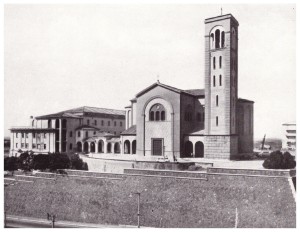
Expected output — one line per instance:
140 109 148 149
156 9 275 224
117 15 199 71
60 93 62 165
282 122 296 152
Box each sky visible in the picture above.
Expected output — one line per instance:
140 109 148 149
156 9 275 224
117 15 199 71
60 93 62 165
4 4 296 139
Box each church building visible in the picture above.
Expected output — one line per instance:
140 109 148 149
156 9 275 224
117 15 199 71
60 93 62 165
120 13 254 160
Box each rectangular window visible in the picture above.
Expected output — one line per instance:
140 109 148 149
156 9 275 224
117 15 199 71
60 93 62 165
216 116 219 126
213 76 216 87
213 57 216 69
101 120 104 126
70 131 73 137
219 75 222 86
152 139 163 156
69 143 72 150
16 133 18 138
94 120 97 125
216 95 219 106
114 121 116 127
78 131 81 137
120 121 122 127
16 143 18 148
44 144 46 149
87 119 90 125
219 56 222 68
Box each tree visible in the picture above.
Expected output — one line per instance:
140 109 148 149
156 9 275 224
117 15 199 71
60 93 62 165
4 157 18 175
18 152 34 172
263 150 296 169
33 154 50 171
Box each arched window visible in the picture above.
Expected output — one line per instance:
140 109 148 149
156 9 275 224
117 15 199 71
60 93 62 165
219 56 222 68
215 29 220 48
221 31 225 48
161 111 165 121
219 75 222 86
213 75 216 87
216 116 219 126
216 95 219 106
149 104 166 121
210 33 214 49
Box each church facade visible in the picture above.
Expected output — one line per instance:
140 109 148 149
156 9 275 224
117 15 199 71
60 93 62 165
121 14 254 160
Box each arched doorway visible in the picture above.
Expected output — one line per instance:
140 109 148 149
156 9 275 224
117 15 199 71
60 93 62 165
124 140 131 154
132 140 136 154
77 142 82 152
184 141 193 157
195 141 204 158
83 142 89 153
98 140 104 153
107 143 112 153
90 142 95 153
114 143 120 154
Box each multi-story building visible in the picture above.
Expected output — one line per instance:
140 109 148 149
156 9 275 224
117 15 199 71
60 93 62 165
10 106 125 156
282 122 296 152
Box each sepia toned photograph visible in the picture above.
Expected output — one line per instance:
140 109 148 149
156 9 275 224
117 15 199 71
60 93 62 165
3 2 296 228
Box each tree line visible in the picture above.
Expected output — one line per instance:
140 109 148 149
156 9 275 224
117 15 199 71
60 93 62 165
4 152 88 174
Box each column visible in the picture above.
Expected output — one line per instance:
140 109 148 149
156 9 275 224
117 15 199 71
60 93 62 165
95 141 98 154
59 119 62 152
112 142 115 154
103 141 107 154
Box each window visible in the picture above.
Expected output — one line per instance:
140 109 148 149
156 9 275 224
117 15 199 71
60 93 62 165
221 31 225 48
78 131 81 137
25 143 28 148
33 133 36 138
22 133 24 138
69 143 72 150
69 131 73 137
215 29 220 49
16 143 18 148
44 144 46 149
86 131 88 137
216 95 219 106
16 133 18 138
94 131 96 135
94 120 97 125
114 121 116 127
108 121 110 126
87 119 90 125
213 57 216 69
33 144 36 149
120 121 122 127
219 56 222 68
149 104 166 121
219 75 222 86
101 120 104 126
216 116 219 126
213 76 216 87
21 143 24 148
44 133 46 138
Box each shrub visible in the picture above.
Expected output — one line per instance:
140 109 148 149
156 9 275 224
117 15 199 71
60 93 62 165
69 153 88 170
48 153 70 171
33 154 50 171
4 156 18 174
263 150 296 169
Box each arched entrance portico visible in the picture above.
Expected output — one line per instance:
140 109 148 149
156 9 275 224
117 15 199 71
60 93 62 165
90 142 95 153
114 143 120 154
132 140 136 154
184 141 193 157
83 142 89 153
98 140 104 153
124 140 131 154
195 141 204 158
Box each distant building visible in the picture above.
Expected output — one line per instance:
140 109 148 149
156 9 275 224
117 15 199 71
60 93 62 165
282 122 296 151
9 106 125 156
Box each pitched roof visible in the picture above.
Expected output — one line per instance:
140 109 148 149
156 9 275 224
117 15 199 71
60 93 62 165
121 125 136 135
36 106 126 119
75 125 100 131
135 81 205 98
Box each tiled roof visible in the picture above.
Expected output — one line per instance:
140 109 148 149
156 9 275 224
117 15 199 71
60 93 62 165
10 127 57 132
121 125 136 135
36 106 126 119
135 81 205 98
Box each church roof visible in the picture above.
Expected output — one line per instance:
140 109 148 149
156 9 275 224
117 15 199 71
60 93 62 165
135 81 204 98
238 98 254 103
36 106 126 119
121 125 136 135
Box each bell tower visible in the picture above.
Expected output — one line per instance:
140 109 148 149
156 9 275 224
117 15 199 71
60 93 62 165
204 14 239 159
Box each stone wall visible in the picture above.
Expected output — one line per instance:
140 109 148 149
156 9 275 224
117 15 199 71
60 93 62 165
5 168 296 228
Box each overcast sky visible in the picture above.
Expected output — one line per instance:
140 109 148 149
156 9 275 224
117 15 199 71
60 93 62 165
4 4 296 139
